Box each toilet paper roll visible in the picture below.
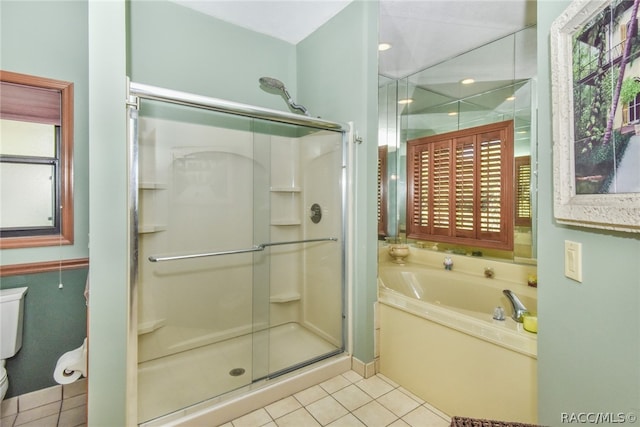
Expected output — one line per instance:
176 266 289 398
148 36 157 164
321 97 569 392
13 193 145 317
53 341 86 385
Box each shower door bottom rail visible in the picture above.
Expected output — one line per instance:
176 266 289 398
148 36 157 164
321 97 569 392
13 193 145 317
148 237 338 262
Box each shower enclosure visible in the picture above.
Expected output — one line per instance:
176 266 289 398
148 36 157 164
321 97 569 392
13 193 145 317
126 82 347 424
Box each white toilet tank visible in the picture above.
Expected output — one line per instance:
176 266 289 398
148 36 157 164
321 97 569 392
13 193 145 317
0 287 28 360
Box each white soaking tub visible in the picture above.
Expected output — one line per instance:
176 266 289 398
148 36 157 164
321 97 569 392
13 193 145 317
377 259 538 424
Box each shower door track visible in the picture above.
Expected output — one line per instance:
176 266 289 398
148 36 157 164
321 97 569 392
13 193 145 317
148 237 339 262
128 80 349 132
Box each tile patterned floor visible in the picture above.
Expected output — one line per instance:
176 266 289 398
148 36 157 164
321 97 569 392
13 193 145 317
1 372 449 427
219 371 450 427
0 378 87 427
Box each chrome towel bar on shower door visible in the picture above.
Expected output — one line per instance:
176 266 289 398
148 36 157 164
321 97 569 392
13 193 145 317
148 237 338 263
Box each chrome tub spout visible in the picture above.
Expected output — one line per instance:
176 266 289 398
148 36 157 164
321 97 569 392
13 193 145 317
503 289 528 322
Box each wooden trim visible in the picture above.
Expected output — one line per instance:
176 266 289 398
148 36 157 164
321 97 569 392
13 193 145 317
0 257 88 277
0 70 74 249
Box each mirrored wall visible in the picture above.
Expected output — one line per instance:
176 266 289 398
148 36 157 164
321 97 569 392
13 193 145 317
379 26 537 262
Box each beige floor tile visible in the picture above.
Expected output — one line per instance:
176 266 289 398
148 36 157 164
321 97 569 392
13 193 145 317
231 408 273 427
341 370 364 384
352 401 398 427
18 386 61 412
57 405 86 427
398 387 425 405
376 389 420 417
375 374 399 388
319 375 351 394
62 379 87 400
14 401 61 426
265 396 301 420
1 414 17 427
402 406 449 427
331 384 373 412
305 396 348 426
275 408 321 427
354 376 395 399
15 413 59 427
1 396 18 417
293 385 328 406
388 419 411 427
61 394 86 411
326 413 367 427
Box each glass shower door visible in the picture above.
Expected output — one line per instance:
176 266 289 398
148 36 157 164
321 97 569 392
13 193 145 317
135 103 263 423
131 91 345 425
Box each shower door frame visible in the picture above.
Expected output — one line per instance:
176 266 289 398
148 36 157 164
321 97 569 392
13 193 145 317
126 79 350 422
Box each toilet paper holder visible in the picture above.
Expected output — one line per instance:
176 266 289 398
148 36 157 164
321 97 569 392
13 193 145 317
54 338 87 384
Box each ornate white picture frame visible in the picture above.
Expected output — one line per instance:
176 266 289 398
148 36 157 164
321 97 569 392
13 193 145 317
551 0 640 232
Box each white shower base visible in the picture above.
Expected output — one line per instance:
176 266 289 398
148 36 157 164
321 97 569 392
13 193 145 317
138 322 339 424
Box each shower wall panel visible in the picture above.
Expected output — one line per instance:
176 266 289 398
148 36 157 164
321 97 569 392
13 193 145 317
301 132 343 346
137 117 256 362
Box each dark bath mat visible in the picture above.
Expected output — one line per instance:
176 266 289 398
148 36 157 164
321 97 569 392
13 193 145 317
450 416 544 427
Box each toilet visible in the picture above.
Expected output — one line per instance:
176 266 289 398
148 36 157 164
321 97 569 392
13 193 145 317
0 287 28 401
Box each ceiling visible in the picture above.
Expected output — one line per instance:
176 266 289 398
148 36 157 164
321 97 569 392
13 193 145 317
172 0 536 80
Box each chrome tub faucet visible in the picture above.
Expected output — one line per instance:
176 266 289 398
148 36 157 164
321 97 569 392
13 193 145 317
503 289 528 322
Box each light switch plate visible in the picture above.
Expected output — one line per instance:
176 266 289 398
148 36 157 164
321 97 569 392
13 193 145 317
564 240 583 282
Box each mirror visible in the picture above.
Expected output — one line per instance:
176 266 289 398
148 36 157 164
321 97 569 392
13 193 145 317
379 27 537 262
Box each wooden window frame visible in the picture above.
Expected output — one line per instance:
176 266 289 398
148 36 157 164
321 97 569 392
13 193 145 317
407 120 514 250
378 145 388 238
0 70 74 249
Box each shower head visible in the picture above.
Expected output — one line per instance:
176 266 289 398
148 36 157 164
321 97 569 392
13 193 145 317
259 77 286 92
259 76 310 116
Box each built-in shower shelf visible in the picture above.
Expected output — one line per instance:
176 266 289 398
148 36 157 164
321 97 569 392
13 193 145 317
138 224 167 234
138 318 166 335
139 182 167 190
270 187 301 193
270 293 301 303
271 220 302 226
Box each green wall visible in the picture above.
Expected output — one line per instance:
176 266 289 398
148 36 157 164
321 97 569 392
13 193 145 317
1 270 87 398
88 1 378 424
297 0 379 362
537 2 640 425
128 0 297 111
0 0 89 398
0 0 90 265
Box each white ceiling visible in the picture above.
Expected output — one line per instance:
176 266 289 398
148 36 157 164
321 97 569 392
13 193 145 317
171 0 536 79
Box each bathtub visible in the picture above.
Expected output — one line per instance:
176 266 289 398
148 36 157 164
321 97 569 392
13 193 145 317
377 259 538 423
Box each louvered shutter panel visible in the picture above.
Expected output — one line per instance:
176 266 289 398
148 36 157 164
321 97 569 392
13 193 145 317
406 120 513 250
378 146 388 237
454 137 475 238
479 131 503 241
407 142 430 233
515 156 532 227
431 141 451 235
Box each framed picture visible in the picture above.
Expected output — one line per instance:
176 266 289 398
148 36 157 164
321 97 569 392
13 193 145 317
551 0 640 232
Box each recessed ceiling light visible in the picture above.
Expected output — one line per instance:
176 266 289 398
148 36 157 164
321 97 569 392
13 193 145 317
378 43 392 51
506 96 516 101
448 112 458 116
398 98 413 105
461 78 475 85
